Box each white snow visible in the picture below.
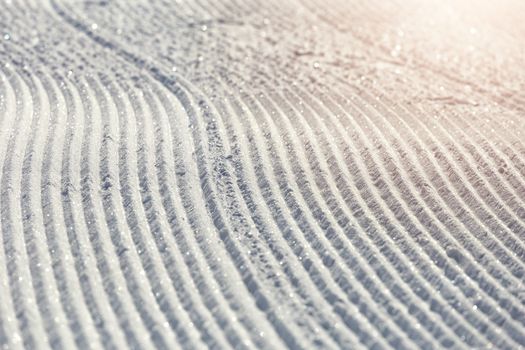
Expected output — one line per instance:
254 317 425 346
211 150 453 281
1 0 525 349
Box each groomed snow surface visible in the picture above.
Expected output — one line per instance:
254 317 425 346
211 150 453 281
1 0 525 349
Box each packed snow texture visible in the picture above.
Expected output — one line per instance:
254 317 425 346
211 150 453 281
1 0 525 349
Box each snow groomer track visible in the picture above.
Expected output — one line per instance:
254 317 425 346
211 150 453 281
1 0 525 349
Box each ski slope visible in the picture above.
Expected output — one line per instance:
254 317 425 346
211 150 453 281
1 0 525 349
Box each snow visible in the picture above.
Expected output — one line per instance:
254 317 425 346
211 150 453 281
1 0 525 349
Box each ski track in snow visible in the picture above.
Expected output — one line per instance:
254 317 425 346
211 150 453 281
1 0 525 349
